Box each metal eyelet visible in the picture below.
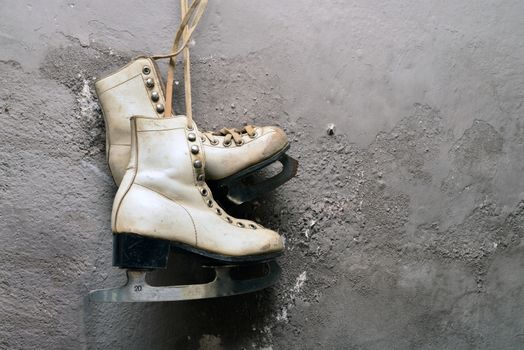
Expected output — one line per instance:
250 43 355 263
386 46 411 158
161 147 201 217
235 140 244 146
249 224 257 230
151 91 160 102
142 66 151 75
193 160 202 169
200 188 208 196
210 139 219 145
226 217 233 223
236 222 245 228
223 140 232 147
207 200 213 207
216 208 222 215
249 131 259 139
197 174 205 182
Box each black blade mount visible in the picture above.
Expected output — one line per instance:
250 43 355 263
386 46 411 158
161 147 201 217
210 152 298 205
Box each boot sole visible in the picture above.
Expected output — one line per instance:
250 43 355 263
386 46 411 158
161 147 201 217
113 233 282 269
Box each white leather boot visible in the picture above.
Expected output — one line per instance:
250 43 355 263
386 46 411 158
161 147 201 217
112 115 284 265
95 57 290 186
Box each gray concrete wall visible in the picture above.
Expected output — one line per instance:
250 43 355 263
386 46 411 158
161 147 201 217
1 0 523 349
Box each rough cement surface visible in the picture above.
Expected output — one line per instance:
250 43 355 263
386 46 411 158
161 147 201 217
1 0 524 349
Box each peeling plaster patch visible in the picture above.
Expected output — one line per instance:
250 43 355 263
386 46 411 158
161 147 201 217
77 78 98 119
277 271 308 323
292 271 307 294
259 326 275 348
276 307 288 323
198 334 222 350
304 220 316 239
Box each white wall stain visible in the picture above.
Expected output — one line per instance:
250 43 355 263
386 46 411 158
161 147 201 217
77 77 98 120
276 271 307 323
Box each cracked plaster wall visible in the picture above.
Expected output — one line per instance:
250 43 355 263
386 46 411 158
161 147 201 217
1 0 524 349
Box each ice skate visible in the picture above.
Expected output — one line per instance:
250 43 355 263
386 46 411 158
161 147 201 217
95 0 298 204
88 115 284 302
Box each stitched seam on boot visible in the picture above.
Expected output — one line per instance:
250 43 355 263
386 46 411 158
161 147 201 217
137 127 183 133
97 100 116 181
97 73 142 94
96 57 148 87
133 183 198 246
113 120 139 231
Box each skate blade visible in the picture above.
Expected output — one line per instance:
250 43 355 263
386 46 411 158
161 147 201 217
210 149 299 205
88 261 281 302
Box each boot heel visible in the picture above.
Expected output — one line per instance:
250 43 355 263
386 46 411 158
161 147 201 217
113 233 170 269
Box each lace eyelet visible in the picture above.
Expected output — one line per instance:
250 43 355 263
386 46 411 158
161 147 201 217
226 217 233 223
249 224 257 230
200 188 208 196
216 208 222 215
236 222 245 228
207 200 213 207
223 140 232 147
249 131 258 139
201 136 206 142
211 139 219 145
235 140 244 146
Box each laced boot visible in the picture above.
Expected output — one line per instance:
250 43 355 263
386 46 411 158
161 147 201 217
112 115 284 267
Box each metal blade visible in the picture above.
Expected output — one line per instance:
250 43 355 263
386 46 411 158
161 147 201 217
88 261 281 302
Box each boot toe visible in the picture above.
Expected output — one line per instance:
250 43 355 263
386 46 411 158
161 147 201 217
258 226 285 253
256 126 289 157
230 221 284 256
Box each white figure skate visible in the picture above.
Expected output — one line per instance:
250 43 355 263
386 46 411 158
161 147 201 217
89 115 284 302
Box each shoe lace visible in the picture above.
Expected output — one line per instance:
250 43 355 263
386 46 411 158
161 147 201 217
202 125 257 145
149 0 255 139
150 0 207 128
147 1 262 228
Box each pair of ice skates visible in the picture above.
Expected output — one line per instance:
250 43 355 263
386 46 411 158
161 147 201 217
88 0 297 302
